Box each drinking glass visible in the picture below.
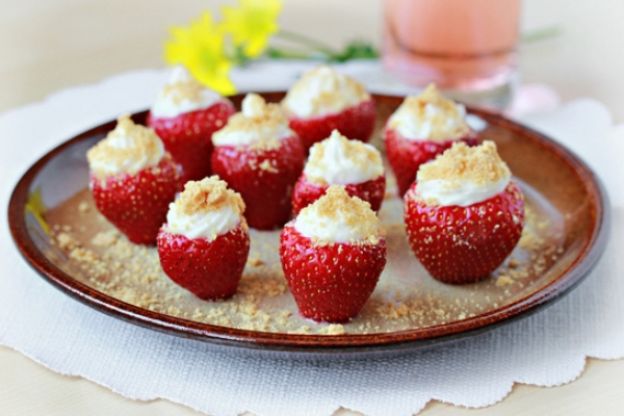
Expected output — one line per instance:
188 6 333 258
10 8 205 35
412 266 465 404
383 0 521 108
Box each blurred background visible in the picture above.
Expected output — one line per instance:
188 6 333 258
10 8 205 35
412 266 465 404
1 0 623 118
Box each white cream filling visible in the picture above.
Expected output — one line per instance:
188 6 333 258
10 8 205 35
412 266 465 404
389 102 468 140
212 94 294 147
212 124 293 147
163 202 240 241
89 128 165 177
293 211 369 244
150 66 222 119
304 132 383 185
416 176 511 207
283 66 369 118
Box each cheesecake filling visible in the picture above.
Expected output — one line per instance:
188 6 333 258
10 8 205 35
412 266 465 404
212 93 294 149
282 65 370 118
151 66 223 119
87 115 165 179
387 84 471 141
414 141 512 207
304 130 383 186
294 185 382 245
164 176 245 241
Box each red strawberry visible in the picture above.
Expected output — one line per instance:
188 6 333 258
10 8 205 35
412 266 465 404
147 101 235 182
385 128 480 197
404 182 525 284
280 225 386 322
157 225 249 299
211 135 305 230
288 99 376 151
291 174 386 215
90 157 182 245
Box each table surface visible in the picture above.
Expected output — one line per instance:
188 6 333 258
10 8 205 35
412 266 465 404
2 0 623 415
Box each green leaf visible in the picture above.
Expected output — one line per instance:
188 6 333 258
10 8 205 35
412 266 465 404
330 40 379 62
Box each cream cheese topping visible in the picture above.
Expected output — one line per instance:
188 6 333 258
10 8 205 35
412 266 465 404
150 66 223 118
416 177 510 207
414 141 511 207
282 65 370 118
212 93 294 149
163 176 245 241
304 130 383 185
87 115 165 179
294 185 382 245
387 84 471 141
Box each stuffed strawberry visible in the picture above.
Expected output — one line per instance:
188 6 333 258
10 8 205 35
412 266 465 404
291 129 385 215
157 176 249 299
282 65 376 151
87 115 182 245
211 93 305 230
280 186 386 322
404 141 524 284
385 84 479 197
147 66 235 182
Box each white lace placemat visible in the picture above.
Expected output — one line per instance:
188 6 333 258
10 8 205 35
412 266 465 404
1 61 623 416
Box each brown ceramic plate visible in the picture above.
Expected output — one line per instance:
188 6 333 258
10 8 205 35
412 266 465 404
8 92 609 357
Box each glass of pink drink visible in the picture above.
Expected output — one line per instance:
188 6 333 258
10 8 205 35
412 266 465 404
383 0 521 108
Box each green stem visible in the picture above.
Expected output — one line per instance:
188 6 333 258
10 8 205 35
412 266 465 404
275 30 338 56
266 47 325 60
521 26 561 43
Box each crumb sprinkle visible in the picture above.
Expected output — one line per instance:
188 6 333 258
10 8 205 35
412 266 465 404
162 77 205 105
282 65 369 117
295 185 382 245
86 115 165 179
174 176 245 216
388 84 471 141
213 94 292 150
417 141 511 186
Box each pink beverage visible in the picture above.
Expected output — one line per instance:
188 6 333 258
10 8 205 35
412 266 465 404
383 0 521 104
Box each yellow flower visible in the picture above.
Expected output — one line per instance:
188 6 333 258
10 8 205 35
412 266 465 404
165 12 236 95
25 188 50 235
221 0 282 58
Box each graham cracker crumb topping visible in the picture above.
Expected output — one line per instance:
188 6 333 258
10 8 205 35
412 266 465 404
320 324 346 335
174 176 245 216
87 115 165 179
388 84 471 140
282 65 370 117
416 84 457 108
298 185 381 245
417 141 510 186
161 76 205 105
213 94 291 150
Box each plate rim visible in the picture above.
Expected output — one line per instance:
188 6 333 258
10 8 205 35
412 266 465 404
7 93 611 354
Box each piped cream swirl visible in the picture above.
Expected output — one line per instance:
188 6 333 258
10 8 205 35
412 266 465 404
304 130 383 185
